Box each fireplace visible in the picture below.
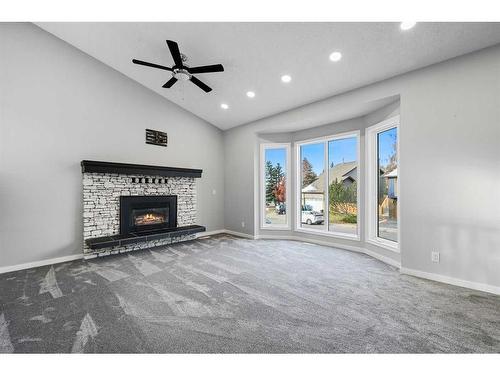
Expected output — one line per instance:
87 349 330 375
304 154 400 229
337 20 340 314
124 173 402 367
120 195 177 235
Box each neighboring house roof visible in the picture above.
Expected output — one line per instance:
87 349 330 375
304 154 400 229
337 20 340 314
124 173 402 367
383 168 398 178
302 184 319 192
302 161 357 193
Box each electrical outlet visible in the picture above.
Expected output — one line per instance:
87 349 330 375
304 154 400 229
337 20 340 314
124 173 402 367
241 221 245 228
431 251 440 263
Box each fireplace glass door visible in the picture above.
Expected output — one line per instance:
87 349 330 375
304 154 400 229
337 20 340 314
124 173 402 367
120 195 177 235
131 207 169 227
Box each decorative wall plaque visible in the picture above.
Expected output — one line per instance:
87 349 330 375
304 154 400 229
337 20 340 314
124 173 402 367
145 129 168 147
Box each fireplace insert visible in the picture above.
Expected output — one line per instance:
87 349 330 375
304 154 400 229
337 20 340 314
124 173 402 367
120 195 177 235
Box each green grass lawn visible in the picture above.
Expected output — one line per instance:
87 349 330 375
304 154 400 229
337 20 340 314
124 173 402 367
330 211 357 224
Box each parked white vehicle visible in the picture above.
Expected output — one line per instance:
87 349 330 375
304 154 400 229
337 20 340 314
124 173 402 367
301 205 324 225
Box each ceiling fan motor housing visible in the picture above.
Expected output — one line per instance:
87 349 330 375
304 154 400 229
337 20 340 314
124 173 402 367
173 68 192 81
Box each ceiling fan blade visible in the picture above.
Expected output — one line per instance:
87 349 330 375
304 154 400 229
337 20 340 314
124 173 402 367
162 77 178 88
190 76 212 93
188 64 224 74
166 40 184 67
132 59 172 71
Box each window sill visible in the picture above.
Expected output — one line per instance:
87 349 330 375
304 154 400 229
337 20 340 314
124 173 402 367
366 238 400 253
294 227 360 241
260 225 291 231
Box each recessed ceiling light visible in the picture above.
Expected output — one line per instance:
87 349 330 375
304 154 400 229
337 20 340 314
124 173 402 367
220 103 229 110
329 51 342 62
281 75 292 83
400 22 417 31
246 91 255 98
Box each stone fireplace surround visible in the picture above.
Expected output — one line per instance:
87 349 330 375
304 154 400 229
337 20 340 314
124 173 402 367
82 160 203 259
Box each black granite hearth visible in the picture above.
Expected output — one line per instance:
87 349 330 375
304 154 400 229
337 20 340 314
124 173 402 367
85 225 206 250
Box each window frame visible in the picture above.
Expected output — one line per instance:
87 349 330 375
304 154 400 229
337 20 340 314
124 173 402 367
260 142 292 230
294 131 361 241
365 115 400 252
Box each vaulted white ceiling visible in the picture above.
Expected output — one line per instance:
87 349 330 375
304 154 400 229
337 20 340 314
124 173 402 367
36 22 500 130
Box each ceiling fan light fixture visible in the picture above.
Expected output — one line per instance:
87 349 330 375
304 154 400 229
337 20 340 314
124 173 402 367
173 68 191 81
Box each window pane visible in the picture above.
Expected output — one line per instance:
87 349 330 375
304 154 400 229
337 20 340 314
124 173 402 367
328 137 358 235
300 143 325 229
377 127 398 242
264 148 287 226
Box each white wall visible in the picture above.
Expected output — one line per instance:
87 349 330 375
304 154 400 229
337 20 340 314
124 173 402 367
224 44 500 289
0 23 225 268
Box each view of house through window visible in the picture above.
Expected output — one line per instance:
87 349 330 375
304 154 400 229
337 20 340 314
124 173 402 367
377 127 398 242
328 137 358 235
300 142 325 229
264 147 288 226
298 135 359 236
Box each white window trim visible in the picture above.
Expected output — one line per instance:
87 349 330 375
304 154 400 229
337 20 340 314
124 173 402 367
294 131 361 241
365 115 400 252
260 143 292 230
295 227 360 240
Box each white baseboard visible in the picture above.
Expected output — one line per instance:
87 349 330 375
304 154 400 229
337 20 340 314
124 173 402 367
363 248 401 269
296 237 366 255
400 267 500 296
196 229 226 238
256 234 294 241
223 229 256 239
258 233 364 252
0 254 84 275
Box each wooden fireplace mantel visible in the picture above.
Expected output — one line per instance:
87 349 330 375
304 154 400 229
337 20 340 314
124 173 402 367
81 160 203 178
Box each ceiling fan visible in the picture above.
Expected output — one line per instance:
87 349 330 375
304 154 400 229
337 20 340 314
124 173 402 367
132 40 224 93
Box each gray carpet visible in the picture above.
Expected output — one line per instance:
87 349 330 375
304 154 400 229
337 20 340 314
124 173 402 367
1 234 499 353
